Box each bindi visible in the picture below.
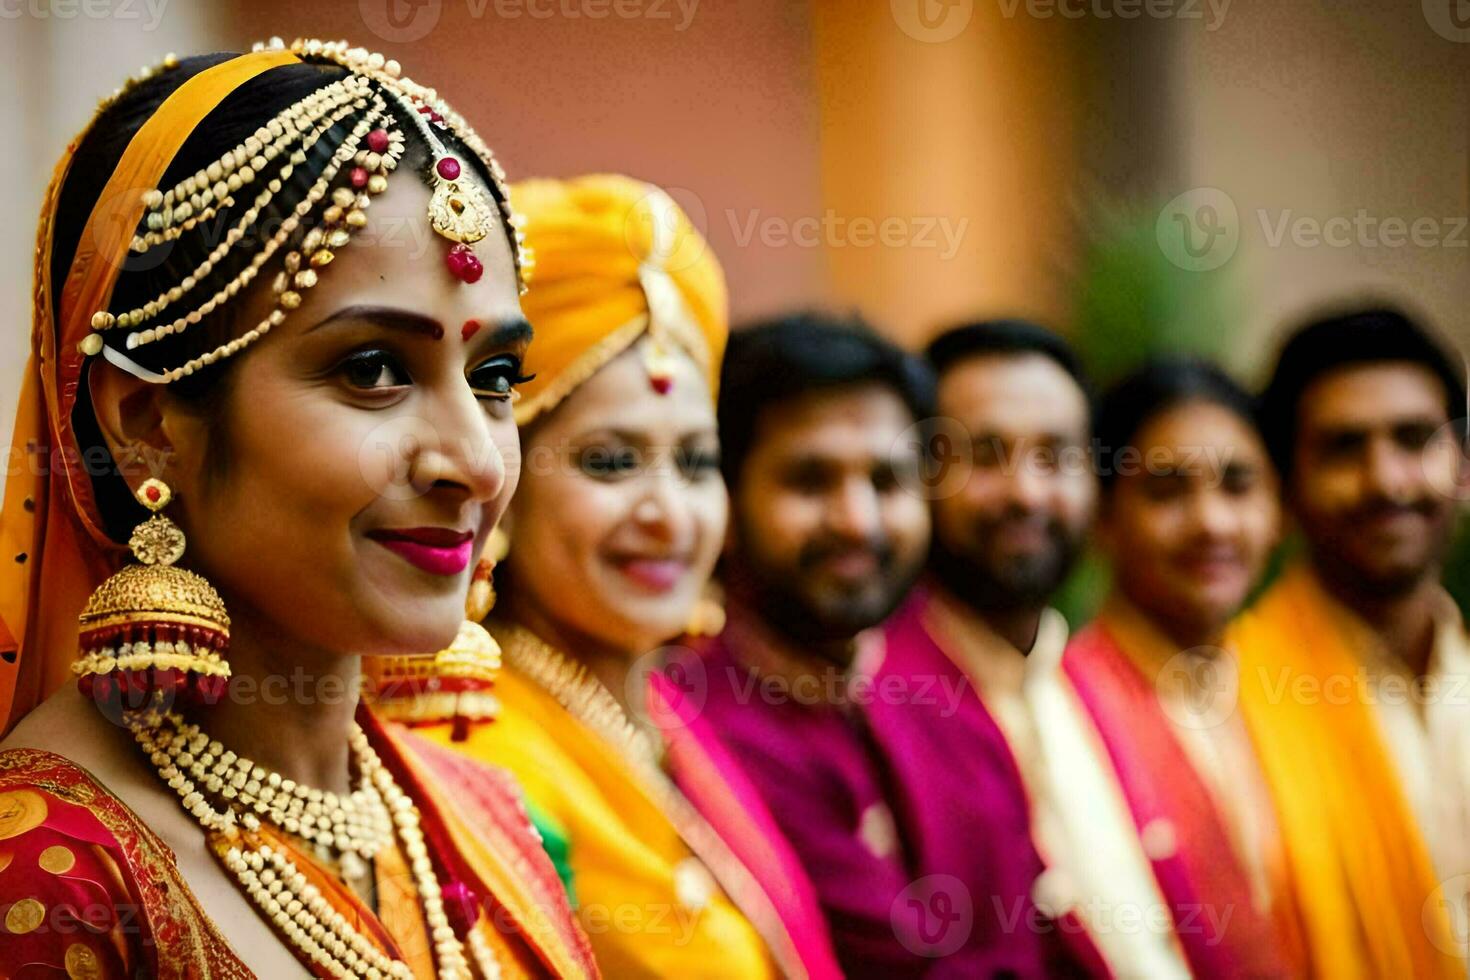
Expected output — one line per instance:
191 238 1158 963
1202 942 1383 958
461 318 482 343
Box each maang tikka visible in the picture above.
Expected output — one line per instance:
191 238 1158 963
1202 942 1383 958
73 478 232 710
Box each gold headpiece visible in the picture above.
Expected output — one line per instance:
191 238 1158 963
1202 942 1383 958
80 37 530 386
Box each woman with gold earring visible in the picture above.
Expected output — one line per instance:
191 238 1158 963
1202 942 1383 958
0 39 596 978
370 174 843 979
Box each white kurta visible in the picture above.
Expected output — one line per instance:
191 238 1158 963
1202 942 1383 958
925 595 1192 980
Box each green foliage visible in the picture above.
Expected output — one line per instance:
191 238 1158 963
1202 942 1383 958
1070 197 1240 388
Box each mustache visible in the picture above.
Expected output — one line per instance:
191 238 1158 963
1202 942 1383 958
798 536 894 571
974 511 1067 543
1348 495 1439 523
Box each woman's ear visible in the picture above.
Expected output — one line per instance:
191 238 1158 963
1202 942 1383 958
87 360 205 495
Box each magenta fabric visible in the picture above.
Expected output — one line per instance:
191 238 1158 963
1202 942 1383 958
649 670 845 980
669 624 934 979
864 590 1112 979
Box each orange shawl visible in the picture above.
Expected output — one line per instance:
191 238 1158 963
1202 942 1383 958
0 50 299 734
1231 563 1463 978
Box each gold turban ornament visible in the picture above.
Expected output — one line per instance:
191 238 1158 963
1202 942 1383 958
509 173 729 424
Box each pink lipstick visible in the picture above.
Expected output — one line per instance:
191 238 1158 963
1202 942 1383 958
369 527 474 576
614 557 690 593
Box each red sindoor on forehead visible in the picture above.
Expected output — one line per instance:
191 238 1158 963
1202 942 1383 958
461 319 482 343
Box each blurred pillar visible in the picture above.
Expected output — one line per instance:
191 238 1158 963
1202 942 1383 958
810 0 1087 345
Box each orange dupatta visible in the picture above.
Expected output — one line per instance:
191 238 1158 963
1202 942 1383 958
1231 563 1463 979
0 50 299 734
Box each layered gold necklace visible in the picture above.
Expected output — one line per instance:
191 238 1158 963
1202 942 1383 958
132 711 500 978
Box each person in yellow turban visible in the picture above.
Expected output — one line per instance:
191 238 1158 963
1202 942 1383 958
371 174 842 979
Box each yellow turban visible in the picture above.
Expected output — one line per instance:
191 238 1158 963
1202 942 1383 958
510 174 728 424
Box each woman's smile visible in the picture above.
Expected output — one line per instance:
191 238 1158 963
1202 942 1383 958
368 526 476 575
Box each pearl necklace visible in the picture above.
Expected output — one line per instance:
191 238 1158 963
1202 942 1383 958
137 713 392 875
132 712 499 979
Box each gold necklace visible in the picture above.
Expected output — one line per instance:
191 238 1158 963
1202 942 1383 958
131 711 499 978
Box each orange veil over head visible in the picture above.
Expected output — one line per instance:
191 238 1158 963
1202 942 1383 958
0 50 300 735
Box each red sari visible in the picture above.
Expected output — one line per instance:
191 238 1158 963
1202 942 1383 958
0 709 598 979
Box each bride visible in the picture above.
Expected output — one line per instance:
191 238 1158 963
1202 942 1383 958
0 37 596 979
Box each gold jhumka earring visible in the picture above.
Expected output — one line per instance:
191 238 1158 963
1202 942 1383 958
72 478 232 708
52 39 537 978
369 533 508 739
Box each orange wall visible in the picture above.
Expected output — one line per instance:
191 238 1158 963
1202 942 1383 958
228 1 831 326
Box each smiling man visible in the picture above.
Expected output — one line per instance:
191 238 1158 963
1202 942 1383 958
864 319 1186 977
663 312 937 978
1232 305 1470 976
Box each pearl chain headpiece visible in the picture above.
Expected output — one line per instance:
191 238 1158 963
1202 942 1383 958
79 36 532 387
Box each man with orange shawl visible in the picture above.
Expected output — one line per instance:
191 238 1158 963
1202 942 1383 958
1231 305 1470 977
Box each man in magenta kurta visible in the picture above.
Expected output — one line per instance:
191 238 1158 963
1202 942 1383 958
663 313 940 977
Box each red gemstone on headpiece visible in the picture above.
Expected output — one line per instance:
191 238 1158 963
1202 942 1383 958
445 244 484 284
350 166 369 189
367 128 390 153
651 376 674 395
436 157 462 181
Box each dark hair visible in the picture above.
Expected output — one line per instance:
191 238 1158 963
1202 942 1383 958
1094 356 1260 491
718 311 934 486
52 52 502 541
1260 304 1467 479
925 317 1093 408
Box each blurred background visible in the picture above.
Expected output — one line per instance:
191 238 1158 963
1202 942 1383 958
4 1 1467 389
2 2 1466 610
